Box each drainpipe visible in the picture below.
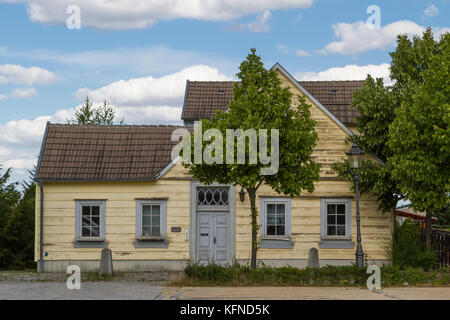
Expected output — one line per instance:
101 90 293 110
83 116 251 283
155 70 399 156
39 180 44 273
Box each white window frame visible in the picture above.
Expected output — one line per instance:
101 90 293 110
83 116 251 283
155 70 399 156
75 200 106 241
260 198 291 239
136 200 167 240
320 198 352 240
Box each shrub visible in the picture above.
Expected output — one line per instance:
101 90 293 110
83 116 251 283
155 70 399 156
182 262 449 287
183 262 369 286
387 219 437 270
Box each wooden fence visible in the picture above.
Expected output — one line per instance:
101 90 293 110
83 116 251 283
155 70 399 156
431 229 450 268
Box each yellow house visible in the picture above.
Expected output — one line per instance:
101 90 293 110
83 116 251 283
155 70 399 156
34 64 393 272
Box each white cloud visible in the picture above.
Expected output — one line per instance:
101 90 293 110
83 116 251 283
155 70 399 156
0 65 232 178
0 87 39 101
321 20 450 55
295 63 391 84
3 0 314 30
10 87 37 99
0 45 236 75
75 64 233 107
0 116 52 179
295 49 310 57
0 64 56 85
229 10 272 32
115 106 182 124
3 158 36 171
277 44 290 54
424 4 439 18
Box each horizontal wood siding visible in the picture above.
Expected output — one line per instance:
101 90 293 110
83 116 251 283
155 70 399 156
235 182 392 261
35 174 192 262
35 71 392 264
36 175 392 263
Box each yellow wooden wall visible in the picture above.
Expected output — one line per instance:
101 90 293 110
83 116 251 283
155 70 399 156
236 182 392 261
35 70 393 264
35 174 192 262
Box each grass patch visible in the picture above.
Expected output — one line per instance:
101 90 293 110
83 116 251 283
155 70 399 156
82 271 127 282
178 262 450 287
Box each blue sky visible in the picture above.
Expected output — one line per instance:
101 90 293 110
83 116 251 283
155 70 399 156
0 0 449 183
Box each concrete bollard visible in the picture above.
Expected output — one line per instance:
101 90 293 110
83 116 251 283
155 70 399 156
307 247 320 268
99 248 113 276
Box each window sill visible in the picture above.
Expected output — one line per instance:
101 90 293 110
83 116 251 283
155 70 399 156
319 239 354 249
136 236 166 241
134 240 169 248
73 240 107 248
260 238 294 249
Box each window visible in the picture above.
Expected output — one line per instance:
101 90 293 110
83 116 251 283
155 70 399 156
319 198 353 249
326 203 347 236
266 203 286 236
142 204 161 237
136 200 167 240
260 198 293 248
74 200 106 247
197 187 228 206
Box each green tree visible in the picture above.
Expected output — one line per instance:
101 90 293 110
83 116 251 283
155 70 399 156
434 204 450 228
0 171 35 269
387 220 437 270
388 32 450 249
182 49 321 268
73 97 123 125
332 29 449 247
332 76 403 216
0 165 21 269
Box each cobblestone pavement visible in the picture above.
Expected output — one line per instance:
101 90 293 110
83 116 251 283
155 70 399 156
1 272 449 300
0 271 179 300
0 270 182 283
1 282 449 300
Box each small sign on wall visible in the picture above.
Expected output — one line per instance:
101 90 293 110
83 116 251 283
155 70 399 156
171 227 182 233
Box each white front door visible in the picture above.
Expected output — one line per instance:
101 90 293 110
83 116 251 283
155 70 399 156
197 211 229 264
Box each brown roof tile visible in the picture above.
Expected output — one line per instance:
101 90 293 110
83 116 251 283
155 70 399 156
36 124 191 180
182 80 364 125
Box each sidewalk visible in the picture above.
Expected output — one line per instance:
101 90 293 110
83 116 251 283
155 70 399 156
0 281 449 300
164 286 450 300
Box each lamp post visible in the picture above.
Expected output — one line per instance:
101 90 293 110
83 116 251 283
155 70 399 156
346 142 365 268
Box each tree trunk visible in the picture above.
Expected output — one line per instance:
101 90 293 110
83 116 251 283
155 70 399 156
393 206 397 241
248 188 258 269
425 212 432 250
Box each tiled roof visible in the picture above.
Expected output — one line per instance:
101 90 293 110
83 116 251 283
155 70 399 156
36 124 191 180
300 81 364 125
182 80 364 125
182 81 235 120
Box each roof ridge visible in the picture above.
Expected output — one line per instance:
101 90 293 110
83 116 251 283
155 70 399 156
298 80 366 82
189 80 236 83
188 80 366 83
49 123 187 128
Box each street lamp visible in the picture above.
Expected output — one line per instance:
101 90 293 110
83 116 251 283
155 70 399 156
239 187 245 202
346 142 365 268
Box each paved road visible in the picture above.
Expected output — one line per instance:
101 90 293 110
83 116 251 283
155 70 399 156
0 281 166 300
1 282 449 300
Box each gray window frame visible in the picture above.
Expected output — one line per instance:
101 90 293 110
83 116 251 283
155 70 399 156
319 198 354 249
259 198 293 249
135 199 168 248
74 200 106 248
